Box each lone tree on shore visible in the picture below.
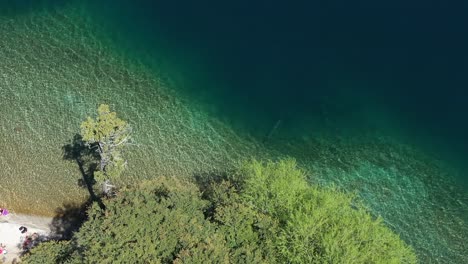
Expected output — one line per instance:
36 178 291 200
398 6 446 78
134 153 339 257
80 104 132 195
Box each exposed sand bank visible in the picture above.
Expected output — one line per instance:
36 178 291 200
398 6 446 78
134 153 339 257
0 214 52 263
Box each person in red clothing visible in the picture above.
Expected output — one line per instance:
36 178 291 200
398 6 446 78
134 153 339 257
0 243 6 255
22 236 33 250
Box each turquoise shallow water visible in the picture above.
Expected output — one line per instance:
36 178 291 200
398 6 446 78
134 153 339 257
0 1 467 262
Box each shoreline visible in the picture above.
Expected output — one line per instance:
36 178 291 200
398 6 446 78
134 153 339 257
0 214 52 263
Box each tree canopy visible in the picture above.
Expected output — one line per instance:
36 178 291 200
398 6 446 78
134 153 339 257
23 159 417 264
80 104 131 183
23 176 278 263
239 159 417 263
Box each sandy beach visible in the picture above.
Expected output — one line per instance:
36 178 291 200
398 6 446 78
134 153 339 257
0 213 52 263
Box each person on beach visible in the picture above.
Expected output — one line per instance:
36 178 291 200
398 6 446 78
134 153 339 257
22 236 33 250
19 226 28 234
0 208 8 216
0 243 6 254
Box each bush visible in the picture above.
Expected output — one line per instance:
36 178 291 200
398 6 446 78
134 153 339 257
239 159 417 263
24 159 417 263
21 240 80 264
24 177 278 263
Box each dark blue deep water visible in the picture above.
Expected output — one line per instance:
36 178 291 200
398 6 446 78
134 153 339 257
81 0 468 183
6 1 467 167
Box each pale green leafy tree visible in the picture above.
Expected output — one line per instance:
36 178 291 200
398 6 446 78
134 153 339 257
80 104 131 190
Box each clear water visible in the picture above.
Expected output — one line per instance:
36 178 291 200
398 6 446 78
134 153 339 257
0 1 467 262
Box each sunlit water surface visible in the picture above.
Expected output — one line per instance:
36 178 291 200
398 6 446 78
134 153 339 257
0 2 467 262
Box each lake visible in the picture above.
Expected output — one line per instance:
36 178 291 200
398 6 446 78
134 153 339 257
0 0 467 262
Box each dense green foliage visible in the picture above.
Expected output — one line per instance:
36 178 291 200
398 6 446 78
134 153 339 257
23 159 417 263
80 104 131 182
23 177 278 263
239 159 417 263
21 240 81 264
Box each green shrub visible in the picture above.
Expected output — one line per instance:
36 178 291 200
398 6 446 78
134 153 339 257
204 180 280 263
239 159 417 263
21 240 80 264
24 159 417 263
24 177 278 263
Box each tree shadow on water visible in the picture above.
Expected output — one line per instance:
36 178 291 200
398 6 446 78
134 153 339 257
62 134 106 211
193 170 242 193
